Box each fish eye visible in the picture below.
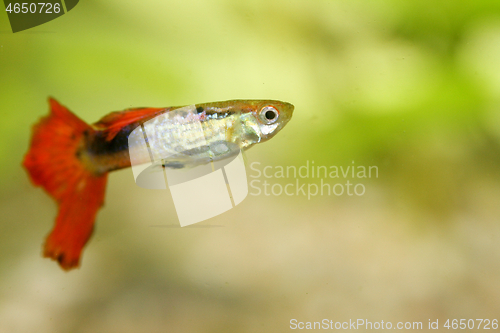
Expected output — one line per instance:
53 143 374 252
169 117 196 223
259 106 279 124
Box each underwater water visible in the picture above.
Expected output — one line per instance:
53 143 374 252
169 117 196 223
1 0 500 332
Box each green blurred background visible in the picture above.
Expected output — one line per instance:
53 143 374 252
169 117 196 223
1 0 500 332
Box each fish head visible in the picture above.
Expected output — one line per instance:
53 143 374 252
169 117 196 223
235 100 294 148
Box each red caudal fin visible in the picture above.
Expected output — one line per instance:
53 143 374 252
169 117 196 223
23 98 108 270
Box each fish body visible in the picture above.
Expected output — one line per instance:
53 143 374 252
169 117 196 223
23 98 293 270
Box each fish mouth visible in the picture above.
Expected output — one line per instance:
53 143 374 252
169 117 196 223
281 102 294 118
280 102 294 123
285 102 295 111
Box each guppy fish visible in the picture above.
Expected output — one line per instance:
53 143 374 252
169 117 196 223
23 98 294 270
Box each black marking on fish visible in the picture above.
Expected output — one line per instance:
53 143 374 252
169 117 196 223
205 111 235 120
162 161 185 169
89 125 136 155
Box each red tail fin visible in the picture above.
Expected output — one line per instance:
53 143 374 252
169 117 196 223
23 98 108 270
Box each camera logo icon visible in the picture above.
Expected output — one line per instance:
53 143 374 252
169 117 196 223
128 105 248 226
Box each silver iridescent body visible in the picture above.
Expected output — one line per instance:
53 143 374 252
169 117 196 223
128 100 294 169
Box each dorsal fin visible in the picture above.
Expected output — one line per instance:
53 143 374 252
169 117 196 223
93 107 171 141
